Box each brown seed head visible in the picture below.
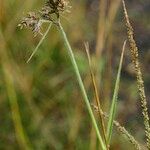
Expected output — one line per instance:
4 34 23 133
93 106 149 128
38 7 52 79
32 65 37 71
18 0 71 36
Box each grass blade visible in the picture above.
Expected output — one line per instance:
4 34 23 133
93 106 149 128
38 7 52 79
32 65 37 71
107 40 126 143
84 42 108 149
27 22 52 63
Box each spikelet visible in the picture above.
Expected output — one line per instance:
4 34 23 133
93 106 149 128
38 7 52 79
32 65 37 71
18 0 71 36
43 0 71 18
18 12 42 37
113 120 142 150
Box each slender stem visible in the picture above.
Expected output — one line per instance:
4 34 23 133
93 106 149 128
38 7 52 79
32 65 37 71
58 21 107 150
84 42 108 149
27 22 52 63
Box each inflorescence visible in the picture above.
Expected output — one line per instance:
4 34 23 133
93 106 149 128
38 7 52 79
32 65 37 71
18 0 71 36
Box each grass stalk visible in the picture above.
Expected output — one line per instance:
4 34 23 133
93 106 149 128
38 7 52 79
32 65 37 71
58 21 107 150
122 1 150 149
107 40 126 143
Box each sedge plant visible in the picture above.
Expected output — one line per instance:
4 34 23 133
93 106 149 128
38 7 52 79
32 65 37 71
18 0 149 149
18 0 107 149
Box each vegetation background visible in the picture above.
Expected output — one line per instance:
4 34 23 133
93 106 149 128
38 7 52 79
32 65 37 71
0 0 149 149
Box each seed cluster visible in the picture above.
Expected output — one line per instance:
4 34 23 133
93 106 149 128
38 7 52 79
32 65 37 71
18 0 70 36
122 0 150 149
18 12 42 36
44 0 70 18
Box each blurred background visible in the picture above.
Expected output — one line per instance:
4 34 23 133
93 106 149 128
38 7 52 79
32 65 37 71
0 0 150 149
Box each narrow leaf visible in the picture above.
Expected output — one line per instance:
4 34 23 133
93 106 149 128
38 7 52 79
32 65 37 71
27 22 52 63
84 42 108 148
107 40 126 143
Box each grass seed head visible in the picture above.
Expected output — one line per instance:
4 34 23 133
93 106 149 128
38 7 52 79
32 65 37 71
18 12 42 36
122 0 150 148
18 0 71 36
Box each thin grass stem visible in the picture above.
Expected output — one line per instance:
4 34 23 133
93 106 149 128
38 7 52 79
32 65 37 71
27 22 52 63
58 21 107 150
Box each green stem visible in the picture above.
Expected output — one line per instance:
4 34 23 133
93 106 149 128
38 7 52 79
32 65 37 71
58 21 106 150
27 22 52 63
